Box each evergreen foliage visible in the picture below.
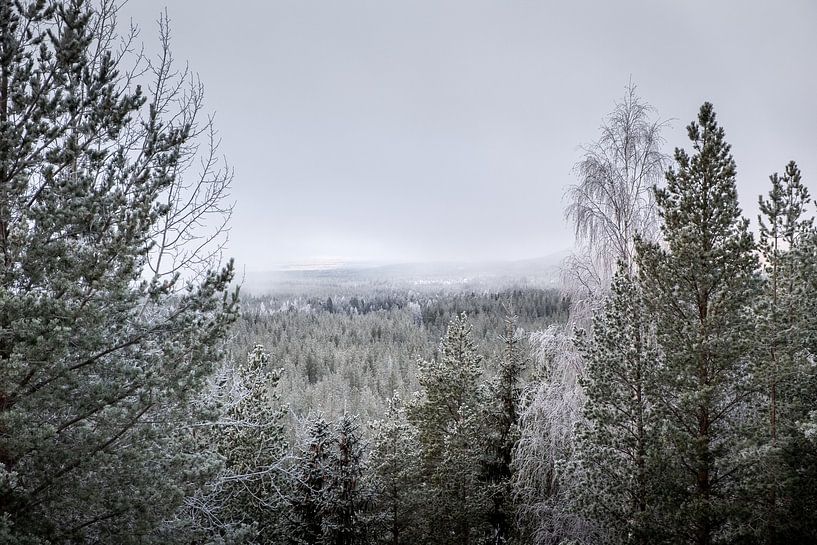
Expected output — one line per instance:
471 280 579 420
287 415 372 545
217 344 288 542
233 288 567 424
1 7 815 541
287 417 333 545
323 414 372 545
410 313 491 544
0 1 237 543
574 266 660 544
482 315 526 544
636 102 759 544
370 393 423 545
751 161 813 542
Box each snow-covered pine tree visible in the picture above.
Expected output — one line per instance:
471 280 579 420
409 313 491 545
287 417 333 545
482 315 526 545
437 406 489 545
757 161 817 543
287 414 373 545
573 265 660 545
0 1 237 543
753 160 815 543
636 102 758 545
323 414 372 545
218 344 288 542
160 344 288 544
370 393 423 545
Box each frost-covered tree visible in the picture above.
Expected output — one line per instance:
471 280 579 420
409 313 490 545
573 266 661 544
636 102 758 545
749 160 817 543
514 84 667 545
512 326 591 545
482 315 526 544
370 393 423 545
157 344 288 544
0 1 237 543
287 415 372 545
565 81 667 309
751 160 815 542
213 344 288 542
288 417 333 545
323 414 372 545
223 345 287 535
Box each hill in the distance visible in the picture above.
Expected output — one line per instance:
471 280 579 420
239 250 570 295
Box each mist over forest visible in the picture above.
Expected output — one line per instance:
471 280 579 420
2 1 817 545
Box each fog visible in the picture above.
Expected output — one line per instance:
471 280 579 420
121 0 817 270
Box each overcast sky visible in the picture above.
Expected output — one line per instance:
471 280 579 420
121 0 817 271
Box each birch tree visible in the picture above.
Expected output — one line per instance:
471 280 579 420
515 83 667 545
564 81 667 313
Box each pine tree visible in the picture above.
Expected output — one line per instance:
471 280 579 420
757 162 817 543
370 393 423 545
218 344 288 542
753 160 814 543
287 415 372 545
323 414 372 545
0 1 237 543
482 315 526 544
409 313 490 545
288 417 333 545
573 265 660 544
636 102 759 545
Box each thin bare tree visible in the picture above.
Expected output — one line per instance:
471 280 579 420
564 81 667 316
141 11 234 286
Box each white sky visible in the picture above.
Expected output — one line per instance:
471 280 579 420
121 0 817 270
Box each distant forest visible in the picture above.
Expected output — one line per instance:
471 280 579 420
233 288 569 425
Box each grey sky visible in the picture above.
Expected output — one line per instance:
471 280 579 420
121 0 817 271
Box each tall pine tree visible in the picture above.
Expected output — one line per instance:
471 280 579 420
409 313 490 545
636 102 758 545
753 160 815 543
0 2 237 542
758 162 817 543
482 315 526 545
370 393 423 545
574 265 661 545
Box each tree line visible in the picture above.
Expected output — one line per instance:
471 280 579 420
193 98 817 545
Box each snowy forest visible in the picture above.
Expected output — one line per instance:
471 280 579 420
1 1 816 545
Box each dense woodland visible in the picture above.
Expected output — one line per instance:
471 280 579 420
233 288 568 426
1 2 816 545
